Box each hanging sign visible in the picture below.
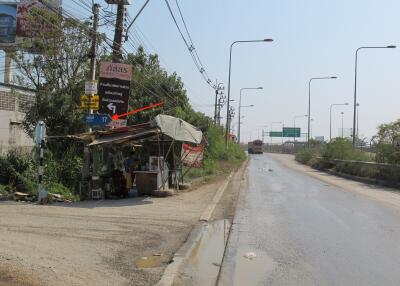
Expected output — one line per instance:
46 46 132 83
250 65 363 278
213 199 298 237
85 80 98 95
181 144 204 168
98 61 132 118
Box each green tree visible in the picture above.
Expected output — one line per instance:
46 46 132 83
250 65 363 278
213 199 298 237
375 119 400 163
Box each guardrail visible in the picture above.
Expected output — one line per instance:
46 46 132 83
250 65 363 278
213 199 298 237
316 157 400 187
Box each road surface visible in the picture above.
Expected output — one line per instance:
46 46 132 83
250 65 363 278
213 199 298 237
218 153 400 286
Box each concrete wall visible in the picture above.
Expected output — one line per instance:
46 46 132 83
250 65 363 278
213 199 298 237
0 85 35 154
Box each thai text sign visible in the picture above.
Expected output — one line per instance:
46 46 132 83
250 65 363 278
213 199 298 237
80 95 99 109
98 61 132 117
181 144 204 168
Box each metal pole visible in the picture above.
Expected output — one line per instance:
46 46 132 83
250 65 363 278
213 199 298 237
225 39 273 149
330 104 333 142
225 42 234 148
307 79 312 148
353 48 360 146
308 76 337 147
238 89 242 143
341 112 344 138
356 103 360 139
214 81 218 124
352 45 396 147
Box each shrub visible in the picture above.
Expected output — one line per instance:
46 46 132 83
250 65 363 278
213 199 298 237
324 138 370 161
45 182 79 201
295 148 319 164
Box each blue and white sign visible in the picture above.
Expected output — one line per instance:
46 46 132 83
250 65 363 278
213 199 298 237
83 113 111 126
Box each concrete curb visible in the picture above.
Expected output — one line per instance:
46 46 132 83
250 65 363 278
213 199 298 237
155 224 203 286
155 160 247 286
199 172 234 222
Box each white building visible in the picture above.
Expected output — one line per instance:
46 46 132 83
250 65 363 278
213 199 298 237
0 83 35 154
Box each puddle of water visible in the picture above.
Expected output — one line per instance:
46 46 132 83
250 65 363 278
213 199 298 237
135 255 163 268
183 219 230 286
232 247 275 286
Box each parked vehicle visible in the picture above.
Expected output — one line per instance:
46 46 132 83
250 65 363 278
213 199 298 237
248 139 263 154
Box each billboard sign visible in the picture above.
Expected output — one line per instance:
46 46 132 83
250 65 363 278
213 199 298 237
269 131 283 137
0 3 17 48
80 95 99 110
85 80 97 95
16 0 62 51
82 113 111 126
98 61 132 118
181 144 204 168
283 127 301 138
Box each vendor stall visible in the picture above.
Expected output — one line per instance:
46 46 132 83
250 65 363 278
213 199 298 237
71 115 204 199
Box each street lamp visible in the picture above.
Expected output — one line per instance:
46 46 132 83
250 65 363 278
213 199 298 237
330 102 349 142
293 114 308 144
352 45 396 147
308 76 337 147
341 112 344 138
356 102 360 139
238 87 263 143
225 38 274 148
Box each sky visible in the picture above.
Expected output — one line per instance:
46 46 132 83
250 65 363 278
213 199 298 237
3 0 400 143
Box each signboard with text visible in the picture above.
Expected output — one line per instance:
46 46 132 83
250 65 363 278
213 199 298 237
0 3 17 48
269 131 283 137
85 80 97 95
98 61 132 118
181 144 204 168
283 127 301 138
82 113 111 125
80 95 99 109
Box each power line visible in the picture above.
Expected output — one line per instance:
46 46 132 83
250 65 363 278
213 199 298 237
164 0 216 90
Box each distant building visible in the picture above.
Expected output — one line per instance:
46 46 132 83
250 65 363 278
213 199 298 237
0 83 35 153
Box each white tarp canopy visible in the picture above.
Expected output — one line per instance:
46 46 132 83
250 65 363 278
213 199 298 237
153 115 203 144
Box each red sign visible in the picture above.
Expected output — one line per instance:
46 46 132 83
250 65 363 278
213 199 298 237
100 62 132 81
181 144 204 168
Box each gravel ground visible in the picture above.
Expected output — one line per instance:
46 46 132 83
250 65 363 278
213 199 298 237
0 176 232 286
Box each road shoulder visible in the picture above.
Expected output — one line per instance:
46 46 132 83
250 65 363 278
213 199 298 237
268 153 400 209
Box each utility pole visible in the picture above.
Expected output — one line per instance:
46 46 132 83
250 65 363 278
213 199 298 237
112 0 125 62
89 4 100 83
214 82 224 124
82 3 100 190
217 94 226 125
87 3 100 126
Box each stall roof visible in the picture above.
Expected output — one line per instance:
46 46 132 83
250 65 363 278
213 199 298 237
154 115 202 145
72 115 203 147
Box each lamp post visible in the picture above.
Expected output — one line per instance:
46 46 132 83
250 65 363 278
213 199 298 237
238 87 263 143
356 102 360 139
341 112 344 138
293 114 308 144
330 102 349 142
225 38 273 148
308 76 337 147
352 45 396 147
310 118 314 139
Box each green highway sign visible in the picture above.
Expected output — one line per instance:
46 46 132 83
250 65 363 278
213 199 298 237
283 127 301 137
269 131 283 137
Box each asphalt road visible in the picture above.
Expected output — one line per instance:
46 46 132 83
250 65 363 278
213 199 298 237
218 153 400 286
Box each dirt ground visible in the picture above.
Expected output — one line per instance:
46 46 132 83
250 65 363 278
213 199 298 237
0 172 240 286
